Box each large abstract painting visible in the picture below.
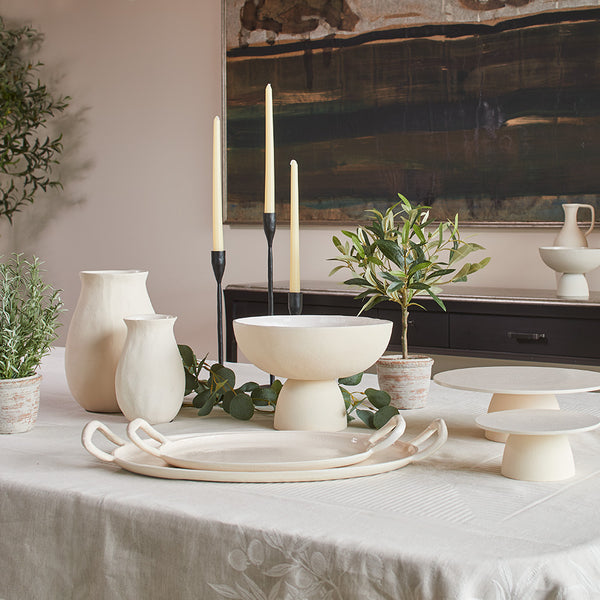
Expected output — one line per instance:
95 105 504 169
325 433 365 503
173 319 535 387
225 1 600 224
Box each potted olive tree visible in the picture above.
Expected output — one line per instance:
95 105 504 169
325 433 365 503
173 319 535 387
0 254 63 433
330 195 490 408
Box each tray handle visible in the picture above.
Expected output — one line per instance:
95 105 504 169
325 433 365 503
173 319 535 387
126 418 169 458
407 418 448 462
81 420 126 463
365 414 406 453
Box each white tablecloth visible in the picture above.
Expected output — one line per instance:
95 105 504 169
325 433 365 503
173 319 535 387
2 348 600 600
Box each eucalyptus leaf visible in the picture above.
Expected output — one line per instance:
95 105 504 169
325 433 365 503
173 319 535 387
372 405 399 429
230 393 255 420
221 390 235 413
338 372 363 386
251 385 278 403
210 363 235 390
365 388 391 408
192 388 213 409
356 409 374 428
184 370 199 396
237 381 260 393
196 395 216 417
178 344 196 370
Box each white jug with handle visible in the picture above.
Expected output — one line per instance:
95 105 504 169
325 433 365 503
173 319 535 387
554 203 595 247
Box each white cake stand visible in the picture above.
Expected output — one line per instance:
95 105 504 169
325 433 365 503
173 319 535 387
475 409 600 481
434 366 600 441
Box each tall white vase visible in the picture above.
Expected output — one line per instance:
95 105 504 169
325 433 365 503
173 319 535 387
65 270 154 413
115 315 185 424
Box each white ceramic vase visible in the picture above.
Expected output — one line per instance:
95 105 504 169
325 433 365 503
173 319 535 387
554 203 595 247
115 314 185 424
377 355 434 409
65 270 154 413
0 374 42 433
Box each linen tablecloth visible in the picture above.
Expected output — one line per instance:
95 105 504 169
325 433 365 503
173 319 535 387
1 348 600 600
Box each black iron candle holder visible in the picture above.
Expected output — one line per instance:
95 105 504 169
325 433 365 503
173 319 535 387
211 250 226 364
263 212 276 316
288 292 303 316
263 212 276 383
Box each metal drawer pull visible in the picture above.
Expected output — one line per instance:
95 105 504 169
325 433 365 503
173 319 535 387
507 331 547 343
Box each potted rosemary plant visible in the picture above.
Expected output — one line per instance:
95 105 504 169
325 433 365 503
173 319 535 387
0 254 63 433
330 195 490 408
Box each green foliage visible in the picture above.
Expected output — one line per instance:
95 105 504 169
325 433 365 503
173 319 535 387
0 18 69 223
330 194 490 358
0 253 63 378
338 370 398 428
179 345 395 429
179 344 282 421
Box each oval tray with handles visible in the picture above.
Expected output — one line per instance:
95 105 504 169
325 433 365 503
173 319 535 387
81 418 448 483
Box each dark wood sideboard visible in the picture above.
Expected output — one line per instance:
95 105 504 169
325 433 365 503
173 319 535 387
224 281 600 366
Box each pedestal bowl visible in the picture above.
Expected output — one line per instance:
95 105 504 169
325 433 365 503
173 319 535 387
539 246 600 299
233 315 393 431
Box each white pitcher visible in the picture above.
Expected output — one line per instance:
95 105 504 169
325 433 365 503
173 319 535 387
115 315 185 425
65 270 154 412
554 203 595 247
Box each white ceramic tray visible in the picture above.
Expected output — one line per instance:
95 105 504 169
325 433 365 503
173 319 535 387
81 419 448 483
125 415 406 471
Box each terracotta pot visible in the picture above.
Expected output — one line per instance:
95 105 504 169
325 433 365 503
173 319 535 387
376 355 434 409
0 374 42 433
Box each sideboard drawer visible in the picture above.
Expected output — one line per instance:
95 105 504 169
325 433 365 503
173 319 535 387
450 314 600 360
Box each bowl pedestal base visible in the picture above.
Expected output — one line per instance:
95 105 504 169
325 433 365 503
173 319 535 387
274 379 347 431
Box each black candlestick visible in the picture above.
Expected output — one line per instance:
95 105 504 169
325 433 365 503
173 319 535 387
288 292 303 315
263 212 276 316
263 212 276 383
211 250 226 364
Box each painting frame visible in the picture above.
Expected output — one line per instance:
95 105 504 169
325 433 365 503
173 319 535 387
223 1 600 227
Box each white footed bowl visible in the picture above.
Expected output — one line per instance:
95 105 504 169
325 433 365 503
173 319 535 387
233 315 393 431
539 246 600 298
539 246 600 274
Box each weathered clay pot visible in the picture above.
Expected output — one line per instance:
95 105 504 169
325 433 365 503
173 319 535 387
0 374 42 433
376 355 434 409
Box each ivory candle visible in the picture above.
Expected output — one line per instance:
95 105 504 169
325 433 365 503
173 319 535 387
264 83 275 214
289 159 300 293
212 115 224 251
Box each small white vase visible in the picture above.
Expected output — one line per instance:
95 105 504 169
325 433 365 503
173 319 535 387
65 270 154 413
376 355 434 409
554 203 595 247
115 314 185 425
0 374 42 434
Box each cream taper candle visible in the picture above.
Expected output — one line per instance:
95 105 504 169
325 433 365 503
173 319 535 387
212 115 224 251
264 83 275 213
290 159 300 293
